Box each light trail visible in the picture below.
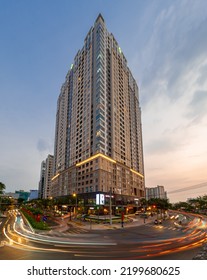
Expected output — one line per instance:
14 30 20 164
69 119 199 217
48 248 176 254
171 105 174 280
2 209 207 259
5 211 117 248
3 224 76 253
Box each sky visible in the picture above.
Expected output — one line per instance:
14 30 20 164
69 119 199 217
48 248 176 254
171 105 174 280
0 0 207 203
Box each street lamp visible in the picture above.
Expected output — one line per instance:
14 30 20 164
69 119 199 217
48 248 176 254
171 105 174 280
73 193 77 218
109 188 112 225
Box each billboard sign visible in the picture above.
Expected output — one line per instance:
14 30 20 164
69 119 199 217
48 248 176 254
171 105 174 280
96 194 105 205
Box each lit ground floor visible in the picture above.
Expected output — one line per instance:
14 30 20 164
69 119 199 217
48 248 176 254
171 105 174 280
53 191 144 216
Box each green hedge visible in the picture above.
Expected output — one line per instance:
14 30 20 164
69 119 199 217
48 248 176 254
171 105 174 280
21 209 50 230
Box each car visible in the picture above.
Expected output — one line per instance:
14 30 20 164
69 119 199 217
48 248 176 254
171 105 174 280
154 219 162 224
135 211 142 215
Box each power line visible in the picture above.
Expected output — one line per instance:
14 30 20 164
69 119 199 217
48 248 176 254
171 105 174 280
168 182 207 194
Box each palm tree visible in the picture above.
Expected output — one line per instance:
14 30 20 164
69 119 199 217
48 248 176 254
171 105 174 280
0 182 6 194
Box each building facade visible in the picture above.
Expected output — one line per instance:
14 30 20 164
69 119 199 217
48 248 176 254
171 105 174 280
38 160 46 199
145 185 167 201
28 190 39 200
51 14 145 213
38 154 54 199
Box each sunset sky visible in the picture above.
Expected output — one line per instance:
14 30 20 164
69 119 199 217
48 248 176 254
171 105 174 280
0 0 207 203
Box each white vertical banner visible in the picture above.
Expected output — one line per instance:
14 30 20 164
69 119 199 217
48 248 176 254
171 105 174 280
96 194 105 205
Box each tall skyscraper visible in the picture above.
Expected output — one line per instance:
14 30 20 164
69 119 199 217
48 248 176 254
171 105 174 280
52 14 145 212
38 154 54 199
38 160 46 199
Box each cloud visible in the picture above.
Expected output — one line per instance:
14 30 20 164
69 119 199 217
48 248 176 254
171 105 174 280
37 138 51 153
132 0 207 107
138 0 207 173
186 90 207 121
145 138 175 155
196 63 207 86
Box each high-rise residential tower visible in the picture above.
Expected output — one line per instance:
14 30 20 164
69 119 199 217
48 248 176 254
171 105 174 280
145 186 168 200
52 14 145 213
38 160 46 199
38 154 54 199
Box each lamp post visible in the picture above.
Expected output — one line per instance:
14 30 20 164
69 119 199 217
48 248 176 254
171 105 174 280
73 193 77 218
70 207 72 221
109 188 112 225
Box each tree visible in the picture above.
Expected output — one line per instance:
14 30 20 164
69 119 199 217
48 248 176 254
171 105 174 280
147 198 171 219
0 182 6 194
140 198 147 207
188 195 207 213
0 182 6 214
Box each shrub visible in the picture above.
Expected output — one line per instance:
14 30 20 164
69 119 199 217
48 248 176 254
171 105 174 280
21 208 50 230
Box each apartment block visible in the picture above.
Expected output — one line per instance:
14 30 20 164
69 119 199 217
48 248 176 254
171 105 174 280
145 185 167 200
38 154 54 199
51 14 145 212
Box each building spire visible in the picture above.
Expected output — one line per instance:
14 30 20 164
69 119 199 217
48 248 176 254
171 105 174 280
96 13 105 23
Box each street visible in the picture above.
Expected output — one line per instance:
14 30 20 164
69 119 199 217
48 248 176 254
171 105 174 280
0 210 206 260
